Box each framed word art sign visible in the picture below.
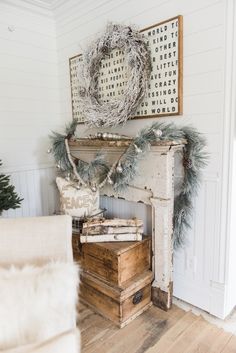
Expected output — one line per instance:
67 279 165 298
69 15 183 123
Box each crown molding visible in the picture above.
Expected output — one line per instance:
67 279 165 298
19 0 52 10
2 0 55 17
50 0 66 10
2 0 74 17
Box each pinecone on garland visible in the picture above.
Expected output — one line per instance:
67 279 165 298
0 160 23 214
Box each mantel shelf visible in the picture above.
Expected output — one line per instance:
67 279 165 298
69 138 187 148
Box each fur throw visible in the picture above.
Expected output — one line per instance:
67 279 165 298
1 329 80 353
0 262 79 350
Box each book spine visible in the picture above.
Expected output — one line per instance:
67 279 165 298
82 226 144 235
80 233 143 243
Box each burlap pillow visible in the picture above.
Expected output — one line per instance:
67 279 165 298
56 177 100 217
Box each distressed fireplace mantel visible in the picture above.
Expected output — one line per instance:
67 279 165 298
70 139 185 311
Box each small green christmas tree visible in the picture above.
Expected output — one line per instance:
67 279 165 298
0 160 23 214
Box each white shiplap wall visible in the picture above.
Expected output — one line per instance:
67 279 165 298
55 0 235 318
1 165 59 218
1 0 235 319
0 1 60 217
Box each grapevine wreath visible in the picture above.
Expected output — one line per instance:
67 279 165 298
78 23 152 127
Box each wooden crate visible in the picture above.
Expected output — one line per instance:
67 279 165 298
81 237 151 286
72 233 81 262
80 270 153 327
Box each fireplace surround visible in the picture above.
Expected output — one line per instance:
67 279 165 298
70 138 185 310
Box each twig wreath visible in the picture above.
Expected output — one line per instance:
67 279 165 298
50 120 208 248
78 23 152 127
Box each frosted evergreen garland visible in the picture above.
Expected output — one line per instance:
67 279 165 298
50 120 208 248
78 23 151 127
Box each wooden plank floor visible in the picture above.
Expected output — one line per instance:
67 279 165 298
78 303 236 353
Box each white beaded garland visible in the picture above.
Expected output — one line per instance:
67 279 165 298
65 173 71 181
107 176 114 185
154 129 163 137
134 144 142 154
116 163 123 173
91 185 97 192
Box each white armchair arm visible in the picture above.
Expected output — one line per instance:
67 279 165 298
0 215 80 352
0 215 73 266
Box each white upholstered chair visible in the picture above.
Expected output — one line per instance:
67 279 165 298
0 215 80 353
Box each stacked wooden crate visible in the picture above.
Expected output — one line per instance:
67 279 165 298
72 217 83 261
80 233 153 327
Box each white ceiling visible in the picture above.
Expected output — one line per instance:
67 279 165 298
39 0 55 3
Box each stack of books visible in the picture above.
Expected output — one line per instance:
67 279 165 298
80 218 144 243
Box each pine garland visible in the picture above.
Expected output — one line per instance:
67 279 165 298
50 120 208 247
0 160 23 214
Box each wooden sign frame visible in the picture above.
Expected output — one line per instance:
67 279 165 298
69 15 183 123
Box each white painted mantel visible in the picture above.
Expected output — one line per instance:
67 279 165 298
70 139 184 310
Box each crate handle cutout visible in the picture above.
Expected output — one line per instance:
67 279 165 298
133 290 143 305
